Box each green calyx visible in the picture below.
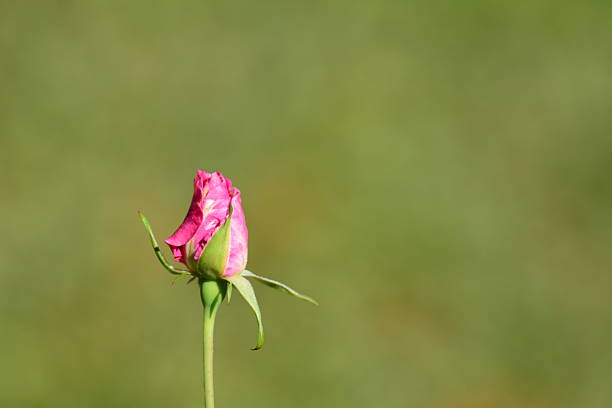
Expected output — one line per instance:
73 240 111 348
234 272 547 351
197 205 233 280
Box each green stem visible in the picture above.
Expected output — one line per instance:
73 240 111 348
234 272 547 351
203 303 216 408
199 280 225 408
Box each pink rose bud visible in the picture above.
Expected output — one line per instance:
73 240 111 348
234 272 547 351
139 170 316 352
164 170 248 279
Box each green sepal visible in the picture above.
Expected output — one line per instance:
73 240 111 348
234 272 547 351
138 212 191 276
227 275 264 350
172 275 188 285
242 270 319 306
197 205 233 279
226 281 233 303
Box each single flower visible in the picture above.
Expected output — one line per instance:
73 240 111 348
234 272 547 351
139 169 317 353
164 170 248 279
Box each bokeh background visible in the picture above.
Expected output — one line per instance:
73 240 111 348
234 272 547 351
2 2 612 407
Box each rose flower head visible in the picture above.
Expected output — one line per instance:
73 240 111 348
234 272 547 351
164 170 248 279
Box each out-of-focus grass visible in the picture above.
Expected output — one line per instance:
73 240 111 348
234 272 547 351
1 2 612 407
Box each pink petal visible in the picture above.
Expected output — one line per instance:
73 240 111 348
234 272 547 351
164 170 211 264
223 188 249 277
163 170 249 275
192 172 233 259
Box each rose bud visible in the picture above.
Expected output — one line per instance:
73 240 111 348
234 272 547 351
139 169 316 351
164 170 248 280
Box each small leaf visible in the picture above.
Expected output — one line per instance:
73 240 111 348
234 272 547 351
138 212 191 276
242 270 319 306
228 275 264 350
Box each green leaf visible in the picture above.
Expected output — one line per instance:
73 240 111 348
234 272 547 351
197 205 233 278
242 270 319 306
227 275 264 350
138 212 191 276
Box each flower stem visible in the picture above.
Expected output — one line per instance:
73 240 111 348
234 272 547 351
199 280 225 408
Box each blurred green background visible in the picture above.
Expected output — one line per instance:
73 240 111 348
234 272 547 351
1 2 612 407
